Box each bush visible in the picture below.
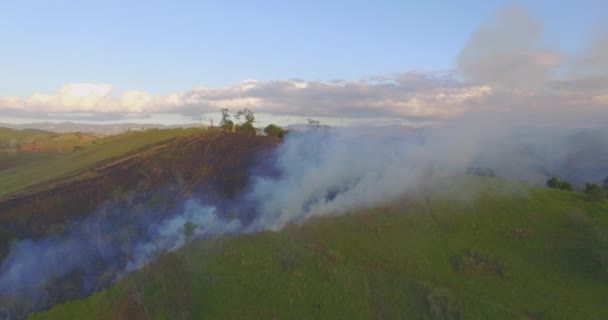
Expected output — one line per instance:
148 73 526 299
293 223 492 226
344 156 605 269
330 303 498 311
264 124 287 138
584 183 606 201
546 177 572 191
235 122 256 134
221 119 234 132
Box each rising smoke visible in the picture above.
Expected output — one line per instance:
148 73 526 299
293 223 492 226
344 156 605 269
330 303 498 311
1 4 607 319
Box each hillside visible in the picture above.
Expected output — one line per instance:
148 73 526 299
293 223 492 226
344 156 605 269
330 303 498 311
29 180 608 319
0 127 100 172
0 128 204 198
0 122 201 136
0 129 278 250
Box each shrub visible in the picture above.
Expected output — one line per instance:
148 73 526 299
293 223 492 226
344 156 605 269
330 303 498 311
219 108 234 131
221 119 234 132
584 183 606 201
235 122 256 134
264 124 287 138
546 177 572 191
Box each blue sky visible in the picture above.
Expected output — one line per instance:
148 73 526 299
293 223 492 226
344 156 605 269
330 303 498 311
1 0 605 96
0 1 607 126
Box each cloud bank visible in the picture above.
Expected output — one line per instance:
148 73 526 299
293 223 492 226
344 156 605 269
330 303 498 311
0 5 607 126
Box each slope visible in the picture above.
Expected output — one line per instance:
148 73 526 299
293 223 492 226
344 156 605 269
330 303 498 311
0 128 202 198
0 129 102 171
30 179 608 319
0 129 278 265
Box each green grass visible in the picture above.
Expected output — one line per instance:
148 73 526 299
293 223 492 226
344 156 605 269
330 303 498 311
0 128 202 198
0 128 99 171
30 179 608 319
0 128 55 146
0 152 55 171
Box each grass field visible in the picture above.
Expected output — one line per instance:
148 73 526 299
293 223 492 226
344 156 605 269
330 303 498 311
0 153 55 171
0 128 54 147
30 178 608 319
0 128 203 198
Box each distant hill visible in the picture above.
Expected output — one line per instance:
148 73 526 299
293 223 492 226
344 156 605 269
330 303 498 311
0 128 102 171
0 127 209 198
0 122 202 135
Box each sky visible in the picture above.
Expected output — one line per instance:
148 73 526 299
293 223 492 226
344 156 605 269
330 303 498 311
0 0 607 125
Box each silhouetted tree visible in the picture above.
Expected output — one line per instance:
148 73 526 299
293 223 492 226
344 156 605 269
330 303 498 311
219 108 234 131
234 108 256 134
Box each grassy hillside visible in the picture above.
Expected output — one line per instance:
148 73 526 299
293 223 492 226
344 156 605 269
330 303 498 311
0 128 202 198
0 128 100 171
31 179 608 319
0 128 54 147
0 128 99 152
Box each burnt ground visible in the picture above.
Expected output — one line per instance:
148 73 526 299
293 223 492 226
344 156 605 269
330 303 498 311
0 130 280 242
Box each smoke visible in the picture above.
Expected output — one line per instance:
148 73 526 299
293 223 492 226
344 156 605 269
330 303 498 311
0 127 471 314
1 4 608 319
248 129 448 230
0 122 607 318
457 5 559 88
124 200 242 273
0 197 243 315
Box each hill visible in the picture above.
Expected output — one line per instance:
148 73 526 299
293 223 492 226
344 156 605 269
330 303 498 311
0 122 201 136
0 128 205 198
0 129 278 262
29 179 608 319
1 128 606 319
0 127 101 172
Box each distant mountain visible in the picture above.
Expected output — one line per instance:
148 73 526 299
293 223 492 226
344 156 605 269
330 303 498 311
0 122 202 135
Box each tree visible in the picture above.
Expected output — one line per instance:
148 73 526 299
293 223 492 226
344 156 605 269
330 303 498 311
264 124 287 138
243 108 255 124
219 108 234 131
603 177 608 191
584 183 606 201
546 177 572 191
236 122 256 134
560 180 573 191
234 108 256 134
546 177 559 188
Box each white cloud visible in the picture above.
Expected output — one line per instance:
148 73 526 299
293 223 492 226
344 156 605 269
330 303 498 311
0 6 607 126
0 76 494 123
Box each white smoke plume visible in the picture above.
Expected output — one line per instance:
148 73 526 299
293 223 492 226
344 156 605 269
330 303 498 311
1 4 608 319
